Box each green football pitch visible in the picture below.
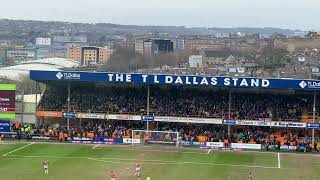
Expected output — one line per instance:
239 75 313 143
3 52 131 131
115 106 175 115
0 142 319 180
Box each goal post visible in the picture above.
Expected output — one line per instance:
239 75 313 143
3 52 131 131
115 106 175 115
131 130 179 147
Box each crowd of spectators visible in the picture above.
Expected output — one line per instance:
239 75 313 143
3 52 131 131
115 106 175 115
25 120 310 146
38 85 313 121
7 120 318 153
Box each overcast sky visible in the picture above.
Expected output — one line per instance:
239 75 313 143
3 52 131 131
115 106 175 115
1 0 320 30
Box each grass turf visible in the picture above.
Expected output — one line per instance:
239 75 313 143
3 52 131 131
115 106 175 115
0 142 319 180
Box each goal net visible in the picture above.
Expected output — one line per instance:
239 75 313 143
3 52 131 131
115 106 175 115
131 130 179 147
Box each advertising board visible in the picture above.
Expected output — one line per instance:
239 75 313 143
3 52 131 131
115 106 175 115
36 111 62 117
155 116 221 124
76 113 106 119
63 112 76 119
223 119 236 125
0 84 16 119
122 138 141 144
231 143 262 150
205 142 224 148
0 120 11 132
108 114 141 121
306 123 320 129
271 122 306 128
236 120 270 126
141 115 154 121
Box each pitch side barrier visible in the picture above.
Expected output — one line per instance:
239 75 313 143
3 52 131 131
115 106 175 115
1 135 314 152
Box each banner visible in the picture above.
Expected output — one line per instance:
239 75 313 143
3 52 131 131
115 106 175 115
155 116 221 124
280 145 297 151
30 70 320 91
31 135 58 141
271 122 306 128
36 111 62 117
223 119 236 125
0 120 11 132
76 113 106 119
236 120 270 126
141 115 154 121
0 84 16 119
108 114 141 121
306 123 320 129
180 141 205 147
63 112 76 119
0 90 15 112
205 142 224 148
231 143 262 150
122 138 141 144
0 113 15 119
70 137 93 141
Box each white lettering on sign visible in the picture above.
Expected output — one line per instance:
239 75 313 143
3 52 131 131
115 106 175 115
0 98 10 102
200 77 208 85
126 74 131 82
154 75 159 83
262 79 270 87
108 74 114 81
115 74 123 82
142 75 148 83
175 76 183 84
211 77 217 85
165 76 173 83
185 77 191 84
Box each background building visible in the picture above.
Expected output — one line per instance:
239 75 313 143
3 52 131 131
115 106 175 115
67 46 111 66
5 47 37 65
135 39 174 55
189 55 203 68
35 38 52 46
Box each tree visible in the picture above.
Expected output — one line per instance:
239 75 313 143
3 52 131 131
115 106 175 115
99 47 148 72
257 46 288 72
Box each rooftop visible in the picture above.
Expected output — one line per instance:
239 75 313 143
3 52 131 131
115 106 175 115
0 57 79 82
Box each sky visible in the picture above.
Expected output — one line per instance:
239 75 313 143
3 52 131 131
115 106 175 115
1 0 320 30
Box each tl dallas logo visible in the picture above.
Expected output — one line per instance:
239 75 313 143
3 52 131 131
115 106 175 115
56 72 63 79
299 81 307 88
56 72 81 80
299 81 320 89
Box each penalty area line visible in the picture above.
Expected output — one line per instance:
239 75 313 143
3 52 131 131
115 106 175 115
2 142 35 157
92 144 100 149
277 153 281 169
87 157 278 169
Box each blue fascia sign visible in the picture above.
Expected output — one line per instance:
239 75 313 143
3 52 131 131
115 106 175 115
0 120 11 132
141 115 155 121
223 119 236 125
63 112 76 119
30 70 320 91
306 123 320 129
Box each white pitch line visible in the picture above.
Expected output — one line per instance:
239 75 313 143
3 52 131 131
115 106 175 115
3 154 277 169
88 157 278 169
93 146 208 154
92 144 100 149
277 153 281 169
2 142 35 157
